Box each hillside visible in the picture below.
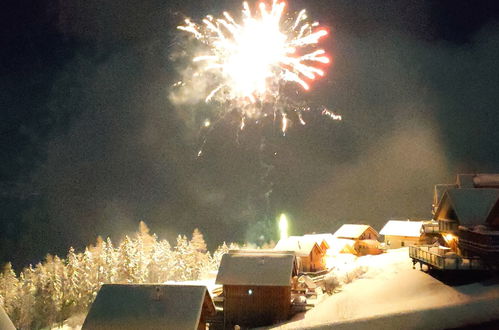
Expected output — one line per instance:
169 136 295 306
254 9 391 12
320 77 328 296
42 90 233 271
270 248 499 329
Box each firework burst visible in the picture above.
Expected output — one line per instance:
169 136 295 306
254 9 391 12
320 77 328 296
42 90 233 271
177 0 333 129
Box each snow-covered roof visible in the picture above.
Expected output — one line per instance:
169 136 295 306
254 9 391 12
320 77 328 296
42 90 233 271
303 234 334 249
216 253 295 286
274 236 322 256
379 220 424 237
435 188 499 226
82 284 215 330
473 174 499 188
0 305 15 330
333 224 377 239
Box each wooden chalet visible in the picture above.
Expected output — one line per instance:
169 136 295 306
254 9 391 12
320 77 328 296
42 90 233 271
433 175 499 263
82 284 216 330
215 252 297 329
332 224 379 255
274 236 326 272
333 224 379 241
411 174 499 270
379 220 425 248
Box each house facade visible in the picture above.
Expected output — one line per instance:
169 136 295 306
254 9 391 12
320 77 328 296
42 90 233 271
433 175 499 263
216 252 296 329
333 224 379 241
274 236 326 272
379 220 425 248
332 224 380 255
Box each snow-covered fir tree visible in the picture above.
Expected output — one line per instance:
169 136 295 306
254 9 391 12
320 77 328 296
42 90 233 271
0 222 241 329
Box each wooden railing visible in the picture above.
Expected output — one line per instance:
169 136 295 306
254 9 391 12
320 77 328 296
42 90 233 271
409 246 484 270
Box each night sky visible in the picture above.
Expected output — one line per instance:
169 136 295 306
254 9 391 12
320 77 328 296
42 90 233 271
2 0 499 269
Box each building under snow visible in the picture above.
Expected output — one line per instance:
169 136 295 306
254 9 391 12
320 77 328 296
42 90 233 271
82 284 216 330
433 174 499 263
332 224 382 255
274 236 327 272
216 251 297 329
411 174 499 270
333 224 379 241
380 220 425 248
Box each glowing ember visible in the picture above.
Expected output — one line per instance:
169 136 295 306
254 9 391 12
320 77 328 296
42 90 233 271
178 0 330 106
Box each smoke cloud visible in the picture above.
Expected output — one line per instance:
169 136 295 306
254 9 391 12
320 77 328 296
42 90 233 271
2 0 499 267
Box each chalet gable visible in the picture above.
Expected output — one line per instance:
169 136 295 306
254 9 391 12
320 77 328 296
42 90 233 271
333 224 378 240
434 188 499 227
274 236 324 257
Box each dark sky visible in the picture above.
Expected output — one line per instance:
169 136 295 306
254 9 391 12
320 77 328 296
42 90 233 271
2 0 499 268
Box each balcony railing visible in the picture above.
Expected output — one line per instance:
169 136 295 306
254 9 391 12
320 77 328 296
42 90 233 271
409 246 484 270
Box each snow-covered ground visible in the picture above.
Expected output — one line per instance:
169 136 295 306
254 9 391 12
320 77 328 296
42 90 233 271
53 248 499 330
270 248 499 329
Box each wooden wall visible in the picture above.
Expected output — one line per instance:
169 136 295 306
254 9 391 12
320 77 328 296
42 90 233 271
223 285 291 328
309 246 326 272
359 227 379 240
385 235 420 249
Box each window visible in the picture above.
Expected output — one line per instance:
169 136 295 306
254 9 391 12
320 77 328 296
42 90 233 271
401 241 405 247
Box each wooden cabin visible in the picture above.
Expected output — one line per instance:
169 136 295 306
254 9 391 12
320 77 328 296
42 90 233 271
274 236 326 272
432 175 499 262
354 239 383 255
333 224 379 241
332 225 379 256
379 220 425 248
215 252 296 329
411 174 499 270
82 284 215 330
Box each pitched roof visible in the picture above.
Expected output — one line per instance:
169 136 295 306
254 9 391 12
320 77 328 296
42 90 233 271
434 184 458 207
274 236 322 256
82 284 215 330
216 253 295 286
379 220 424 237
303 234 333 249
333 224 377 239
435 188 499 226
0 306 15 330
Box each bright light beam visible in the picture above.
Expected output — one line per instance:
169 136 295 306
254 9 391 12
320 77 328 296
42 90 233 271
278 213 289 240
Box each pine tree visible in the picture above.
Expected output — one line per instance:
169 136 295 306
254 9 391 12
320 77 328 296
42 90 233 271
148 238 174 283
172 235 197 281
0 263 19 324
17 267 36 330
103 237 118 283
117 236 141 283
211 242 230 271
65 247 82 317
190 228 207 253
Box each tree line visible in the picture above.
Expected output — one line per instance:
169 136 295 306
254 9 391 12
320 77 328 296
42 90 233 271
0 222 257 329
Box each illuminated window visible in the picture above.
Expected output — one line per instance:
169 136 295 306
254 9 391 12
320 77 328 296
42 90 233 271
248 289 253 295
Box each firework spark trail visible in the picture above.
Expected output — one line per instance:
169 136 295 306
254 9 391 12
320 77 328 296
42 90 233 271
177 0 332 129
